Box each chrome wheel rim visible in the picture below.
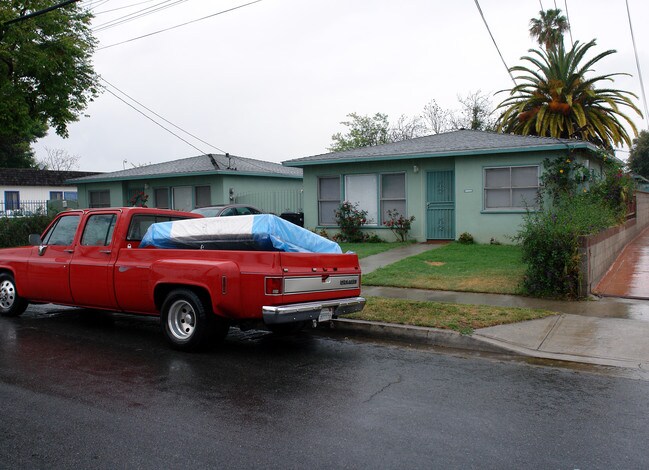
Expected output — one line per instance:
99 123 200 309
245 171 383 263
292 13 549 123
167 299 196 341
0 280 16 310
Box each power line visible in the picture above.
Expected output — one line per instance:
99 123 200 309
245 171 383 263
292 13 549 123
625 0 649 129
100 78 274 173
564 0 574 47
97 0 263 50
93 0 160 15
473 0 516 86
2 0 80 26
93 0 190 32
100 77 226 154
102 86 209 155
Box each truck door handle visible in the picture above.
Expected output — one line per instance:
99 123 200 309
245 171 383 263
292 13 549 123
64 249 74 253
99 250 112 254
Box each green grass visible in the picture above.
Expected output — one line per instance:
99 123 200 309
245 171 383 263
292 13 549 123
362 242 525 294
348 297 555 334
339 241 413 259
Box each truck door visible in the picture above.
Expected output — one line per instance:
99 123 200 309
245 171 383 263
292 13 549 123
26 213 81 304
69 211 120 309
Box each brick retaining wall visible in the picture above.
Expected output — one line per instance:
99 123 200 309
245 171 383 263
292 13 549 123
578 191 649 296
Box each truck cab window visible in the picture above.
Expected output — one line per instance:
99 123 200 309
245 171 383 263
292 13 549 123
81 214 117 246
43 215 81 246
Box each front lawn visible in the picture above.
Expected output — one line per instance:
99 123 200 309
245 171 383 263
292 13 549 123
348 297 555 334
362 242 525 294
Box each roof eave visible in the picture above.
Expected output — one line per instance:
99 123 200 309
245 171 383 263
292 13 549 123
283 141 598 167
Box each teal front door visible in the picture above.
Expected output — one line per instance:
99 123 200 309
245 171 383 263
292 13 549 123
426 170 455 239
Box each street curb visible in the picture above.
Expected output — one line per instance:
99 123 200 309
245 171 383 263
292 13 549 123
318 318 516 355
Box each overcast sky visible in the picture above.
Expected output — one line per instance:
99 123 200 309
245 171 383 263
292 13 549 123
33 0 649 172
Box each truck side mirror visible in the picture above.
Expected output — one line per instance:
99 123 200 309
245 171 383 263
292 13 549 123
29 234 43 246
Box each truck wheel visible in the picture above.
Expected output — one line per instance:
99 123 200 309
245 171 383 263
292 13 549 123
161 289 228 352
0 273 28 318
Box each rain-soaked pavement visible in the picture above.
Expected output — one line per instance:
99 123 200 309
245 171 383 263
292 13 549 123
595 226 649 300
2 305 649 468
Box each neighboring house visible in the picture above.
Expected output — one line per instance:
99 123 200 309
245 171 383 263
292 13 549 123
69 154 303 214
283 130 607 243
0 168 99 215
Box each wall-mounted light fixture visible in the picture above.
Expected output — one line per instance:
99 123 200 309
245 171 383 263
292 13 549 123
229 187 235 202
413 165 420 173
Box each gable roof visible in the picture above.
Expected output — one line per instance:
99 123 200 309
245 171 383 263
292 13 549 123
69 154 302 183
283 129 600 166
0 169 101 186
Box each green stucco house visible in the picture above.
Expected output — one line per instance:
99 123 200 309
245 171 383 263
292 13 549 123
70 153 303 214
283 130 605 243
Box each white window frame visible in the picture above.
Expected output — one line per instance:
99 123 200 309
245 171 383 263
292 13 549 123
317 176 341 226
483 165 540 210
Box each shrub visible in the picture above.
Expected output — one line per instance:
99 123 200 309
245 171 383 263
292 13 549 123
458 232 474 244
516 193 617 298
0 214 55 249
384 209 415 242
334 201 369 242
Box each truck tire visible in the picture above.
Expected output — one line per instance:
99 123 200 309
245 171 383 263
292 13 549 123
161 288 228 352
0 273 28 318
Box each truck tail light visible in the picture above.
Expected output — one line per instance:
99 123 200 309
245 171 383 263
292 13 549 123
265 277 283 295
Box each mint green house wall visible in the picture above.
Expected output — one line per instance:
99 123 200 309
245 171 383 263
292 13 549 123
301 148 602 244
75 173 302 214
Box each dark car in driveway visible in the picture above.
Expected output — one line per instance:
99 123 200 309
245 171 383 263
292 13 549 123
191 204 263 217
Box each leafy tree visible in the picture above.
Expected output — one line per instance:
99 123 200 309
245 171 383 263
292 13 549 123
496 40 642 150
329 113 390 152
628 130 649 179
529 8 570 50
0 1 99 168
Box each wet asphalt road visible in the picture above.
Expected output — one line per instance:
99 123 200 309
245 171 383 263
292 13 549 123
1 306 649 469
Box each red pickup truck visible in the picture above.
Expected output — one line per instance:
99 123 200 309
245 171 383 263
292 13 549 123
0 207 365 351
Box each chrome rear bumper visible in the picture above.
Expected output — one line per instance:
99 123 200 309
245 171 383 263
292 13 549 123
262 297 366 325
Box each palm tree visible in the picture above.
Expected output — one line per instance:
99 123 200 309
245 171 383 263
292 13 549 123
529 9 570 51
496 40 642 150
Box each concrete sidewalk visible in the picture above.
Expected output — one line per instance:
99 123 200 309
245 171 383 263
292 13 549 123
348 243 649 370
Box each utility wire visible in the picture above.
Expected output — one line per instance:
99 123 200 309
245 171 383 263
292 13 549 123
93 0 190 32
103 86 209 156
3 0 80 26
101 78 274 173
625 0 649 129
97 0 263 50
564 0 574 47
473 0 516 86
101 77 226 153
94 0 159 15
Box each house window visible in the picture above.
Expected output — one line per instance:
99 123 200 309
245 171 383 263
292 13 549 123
484 166 539 210
4 191 19 211
50 191 63 200
64 191 78 201
195 186 211 208
89 190 110 208
380 173 406 222
318 176 340 225
154 188 170 209
172 186 192 211
345 174 378 225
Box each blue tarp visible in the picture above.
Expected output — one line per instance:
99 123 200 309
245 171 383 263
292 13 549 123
140 214 342 254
